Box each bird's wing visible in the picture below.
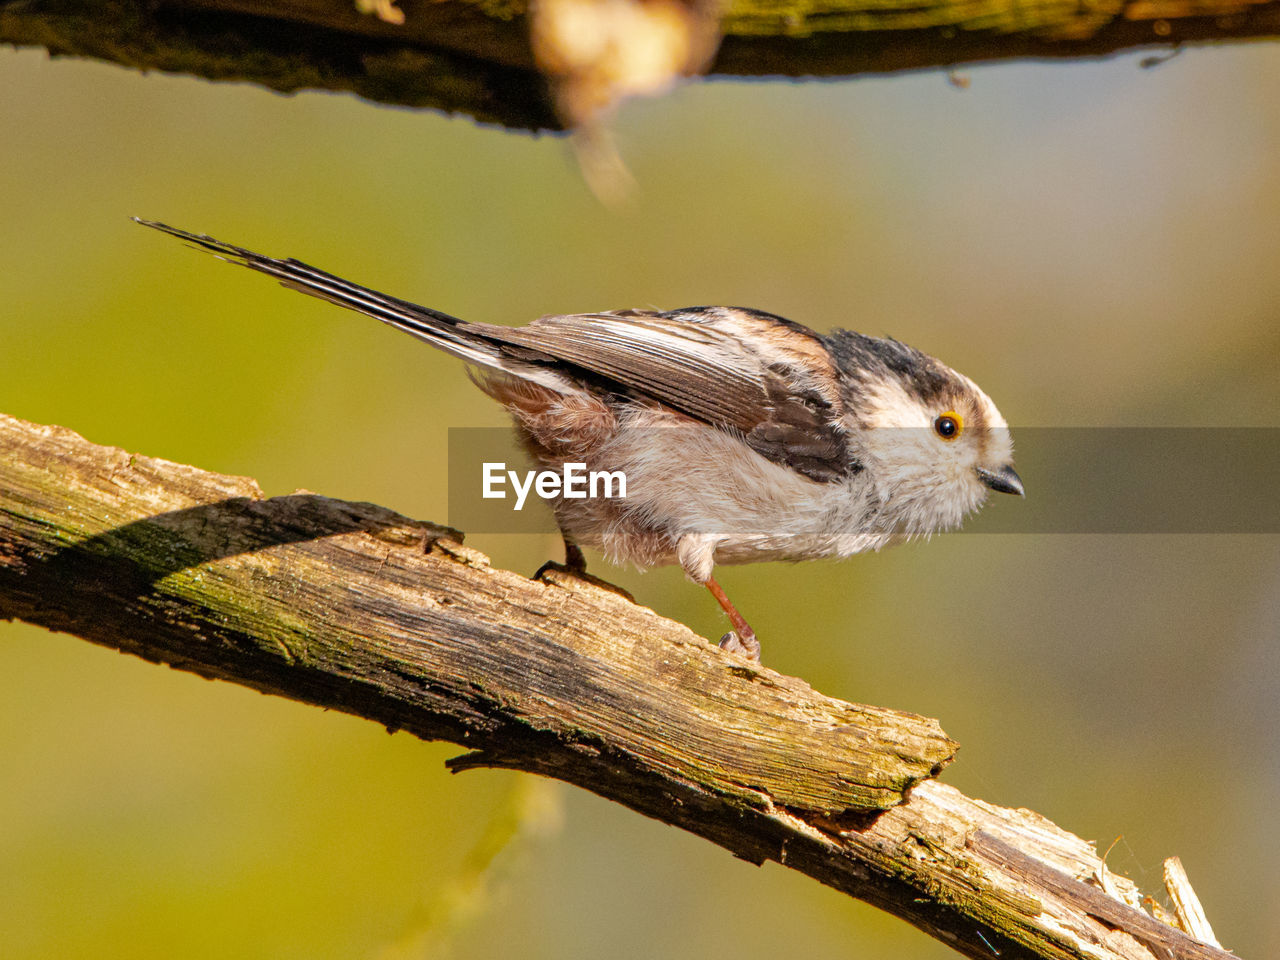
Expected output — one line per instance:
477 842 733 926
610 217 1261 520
472 306 852 482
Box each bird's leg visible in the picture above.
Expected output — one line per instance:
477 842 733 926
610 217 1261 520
563 536 587 574
705 576 761 661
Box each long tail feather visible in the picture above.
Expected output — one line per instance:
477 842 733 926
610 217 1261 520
133 219 550 381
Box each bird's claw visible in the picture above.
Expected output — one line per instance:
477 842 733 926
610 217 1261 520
718 630 762 661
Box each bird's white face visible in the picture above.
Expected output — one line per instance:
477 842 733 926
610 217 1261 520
847 368 1018 536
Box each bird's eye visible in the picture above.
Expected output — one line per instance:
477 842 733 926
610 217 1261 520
934 412 963 441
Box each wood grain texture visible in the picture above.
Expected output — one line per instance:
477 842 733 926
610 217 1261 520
3 0 1278 129
0 412 1234 960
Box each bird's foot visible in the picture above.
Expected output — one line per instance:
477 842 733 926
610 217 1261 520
535 535 589 579
533 560 635 602
718 629 761 661
704 576 762 661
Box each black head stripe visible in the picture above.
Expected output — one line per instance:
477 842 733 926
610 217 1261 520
823 330 953 406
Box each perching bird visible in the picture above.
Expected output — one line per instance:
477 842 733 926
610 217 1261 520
137 219 1024 661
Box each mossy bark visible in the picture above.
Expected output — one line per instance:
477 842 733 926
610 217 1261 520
3 0 1279 129
0 412 1235 960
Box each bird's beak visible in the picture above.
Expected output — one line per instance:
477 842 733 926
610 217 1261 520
976 464 1025 497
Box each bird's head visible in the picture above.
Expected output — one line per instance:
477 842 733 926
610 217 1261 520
826 332 1023 536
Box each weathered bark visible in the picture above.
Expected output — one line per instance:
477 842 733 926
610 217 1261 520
0 411 1234 960
3 0 1278 129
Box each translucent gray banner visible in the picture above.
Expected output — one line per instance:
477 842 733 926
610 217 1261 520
447 427 1279 535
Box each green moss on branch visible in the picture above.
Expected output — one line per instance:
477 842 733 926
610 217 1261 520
0 411 1237 960
4 0 1279 129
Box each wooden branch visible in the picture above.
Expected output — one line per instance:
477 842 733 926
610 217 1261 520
0 411 1235 960
3 0 1278 130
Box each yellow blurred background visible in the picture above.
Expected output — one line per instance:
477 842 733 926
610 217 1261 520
2 40 1277 960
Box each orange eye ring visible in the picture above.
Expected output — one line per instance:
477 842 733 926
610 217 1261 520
934 411 963 441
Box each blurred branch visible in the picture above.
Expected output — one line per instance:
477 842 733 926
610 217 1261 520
376 777 564 960
0 411 1236 960
3 0 1279 129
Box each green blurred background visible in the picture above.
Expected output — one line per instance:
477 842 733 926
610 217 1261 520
2 40 1278 960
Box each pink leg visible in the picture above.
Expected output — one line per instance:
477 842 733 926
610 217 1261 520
705 576 761 661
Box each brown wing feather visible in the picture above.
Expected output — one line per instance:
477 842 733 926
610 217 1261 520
471 306 852 482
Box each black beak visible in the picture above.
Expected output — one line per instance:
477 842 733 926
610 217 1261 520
976 464 1025 497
